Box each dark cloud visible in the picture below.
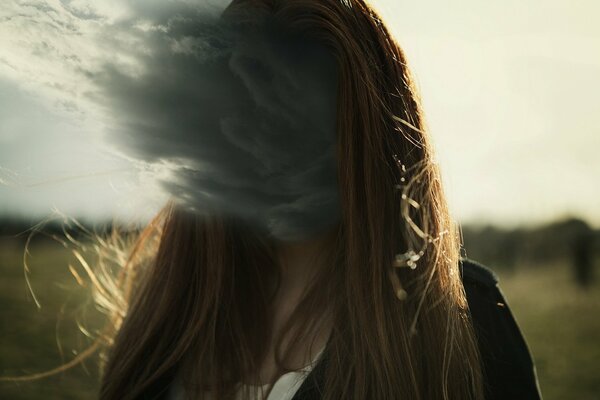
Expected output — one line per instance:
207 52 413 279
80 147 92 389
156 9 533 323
92 2 341 241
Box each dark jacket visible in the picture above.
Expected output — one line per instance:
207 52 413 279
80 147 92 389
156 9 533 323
152 258 542 399
290 258 543 400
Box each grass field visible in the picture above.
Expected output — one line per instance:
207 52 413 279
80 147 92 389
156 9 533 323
0 238 103 399
494 261 600 400
1 238 598 399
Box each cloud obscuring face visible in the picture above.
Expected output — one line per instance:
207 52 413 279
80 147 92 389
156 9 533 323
2 1 341 241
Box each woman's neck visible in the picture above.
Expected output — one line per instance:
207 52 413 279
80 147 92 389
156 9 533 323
247 225 337 386
274 226 336 298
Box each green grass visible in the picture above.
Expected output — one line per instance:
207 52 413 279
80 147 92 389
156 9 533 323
1 239 598 399
0 238 103 400
495 262 600 400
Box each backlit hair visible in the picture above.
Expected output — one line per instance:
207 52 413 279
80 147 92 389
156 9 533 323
64 1 484 399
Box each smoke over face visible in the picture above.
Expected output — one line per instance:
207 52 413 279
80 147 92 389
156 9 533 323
93 4 341 241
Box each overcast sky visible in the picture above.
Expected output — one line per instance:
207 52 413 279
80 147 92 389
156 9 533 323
1 0 599 228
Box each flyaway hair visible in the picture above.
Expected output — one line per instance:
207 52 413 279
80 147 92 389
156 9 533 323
2 1 486 399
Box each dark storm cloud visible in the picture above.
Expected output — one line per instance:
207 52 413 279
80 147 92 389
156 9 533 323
91 2 341 241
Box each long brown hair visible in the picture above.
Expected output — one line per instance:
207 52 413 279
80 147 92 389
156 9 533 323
97 0 485 399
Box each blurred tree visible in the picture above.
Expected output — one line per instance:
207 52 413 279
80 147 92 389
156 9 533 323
572 228 595 288
461 216 600 280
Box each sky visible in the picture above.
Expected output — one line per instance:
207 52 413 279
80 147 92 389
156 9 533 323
375 0 600 228
0 0 599 229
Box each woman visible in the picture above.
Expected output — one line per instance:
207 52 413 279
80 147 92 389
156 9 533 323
95 0 542 399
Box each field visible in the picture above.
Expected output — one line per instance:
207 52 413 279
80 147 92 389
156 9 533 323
0 238 599 399
0 239 103 399
494 261 600 399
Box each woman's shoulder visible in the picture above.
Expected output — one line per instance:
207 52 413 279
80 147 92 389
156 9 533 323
459 257 543 399
459 257 500 288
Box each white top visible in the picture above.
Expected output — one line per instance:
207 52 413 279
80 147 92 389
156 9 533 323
167 347 325 400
